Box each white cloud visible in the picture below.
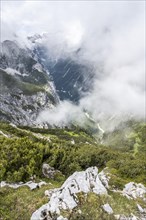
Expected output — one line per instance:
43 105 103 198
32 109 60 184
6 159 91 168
1 1 145 125
37 101 86 127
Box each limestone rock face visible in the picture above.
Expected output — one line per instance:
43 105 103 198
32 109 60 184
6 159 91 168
122 182 146 199
98 169 110 189
31 167 108 220
0 40 58 126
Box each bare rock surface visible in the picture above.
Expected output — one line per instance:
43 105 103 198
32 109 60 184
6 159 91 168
122 182 146 199
0 180 46 190
31 166 108 220
102 203 113 214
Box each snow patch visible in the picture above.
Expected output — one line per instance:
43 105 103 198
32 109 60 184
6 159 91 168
97 123 105 133
5 68 21 76
33 63 43 72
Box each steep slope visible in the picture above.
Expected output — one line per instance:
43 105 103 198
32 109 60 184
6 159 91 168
0 40 59 125
0 122 146 219
31 167 146 220
28 36 95 102
41 57 95 102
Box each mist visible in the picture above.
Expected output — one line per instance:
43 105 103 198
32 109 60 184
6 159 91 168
1 1 145 126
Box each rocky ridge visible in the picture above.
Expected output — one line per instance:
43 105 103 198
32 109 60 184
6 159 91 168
27 34 95 102
0 40 59 126
31 167 146 220
31 167 108 220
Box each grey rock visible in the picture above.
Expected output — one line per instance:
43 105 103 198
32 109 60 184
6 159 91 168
102 203 113 214
114 214 120 220
137 204 144 213
44 189 59 198
31 167 107 220
114 214 146 220
57 216 68 220
98 168 110 189
122 182 146 199
0 40 59 126
42 164 60 179
0 180 46 190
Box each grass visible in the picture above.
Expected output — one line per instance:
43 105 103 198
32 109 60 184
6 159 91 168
107 192 137 216
64 130 79 137
0 121 146 219
68 193 115 220
0 180 61 220
1 183 145 220
64 191 146 220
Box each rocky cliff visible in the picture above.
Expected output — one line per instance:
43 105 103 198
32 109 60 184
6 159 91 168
0 40 59 126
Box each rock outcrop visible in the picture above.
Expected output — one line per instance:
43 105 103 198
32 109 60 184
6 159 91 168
31 167 108 220
122 182 146 200
0 181 46 190
42 164 61 179
0 40 59 126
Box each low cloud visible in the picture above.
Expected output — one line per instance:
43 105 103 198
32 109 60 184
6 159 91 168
1 1 145 126
37 101 86 127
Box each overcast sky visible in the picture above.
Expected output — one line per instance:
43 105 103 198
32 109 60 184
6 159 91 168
1 1 145 125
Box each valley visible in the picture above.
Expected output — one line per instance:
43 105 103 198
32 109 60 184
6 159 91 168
0 1 145 219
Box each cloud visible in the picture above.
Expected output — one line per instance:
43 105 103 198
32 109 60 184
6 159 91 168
37 101 86 127
1 1 145 125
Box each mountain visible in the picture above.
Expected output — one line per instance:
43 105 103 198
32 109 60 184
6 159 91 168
28 34 95 102
0 40 59 126
0 38 146 220
41 57 95 102
0 38 96 126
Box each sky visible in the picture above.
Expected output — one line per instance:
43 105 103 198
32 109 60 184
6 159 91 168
1 0 145 126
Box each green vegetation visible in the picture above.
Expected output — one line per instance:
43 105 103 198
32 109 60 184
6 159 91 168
0 69 54 97
66 191 146 220
0 121 146 219
60 193 114 220
103 120 146 154
0 137 47 182
0 122 146 183
19 81 45 95
0 180 61 220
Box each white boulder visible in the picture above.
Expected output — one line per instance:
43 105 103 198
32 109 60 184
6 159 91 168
123 182 146 199
31 167 108 220
102 203 113 214
42 163 60 179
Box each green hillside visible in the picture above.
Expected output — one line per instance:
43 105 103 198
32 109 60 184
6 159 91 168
0 122 146 219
